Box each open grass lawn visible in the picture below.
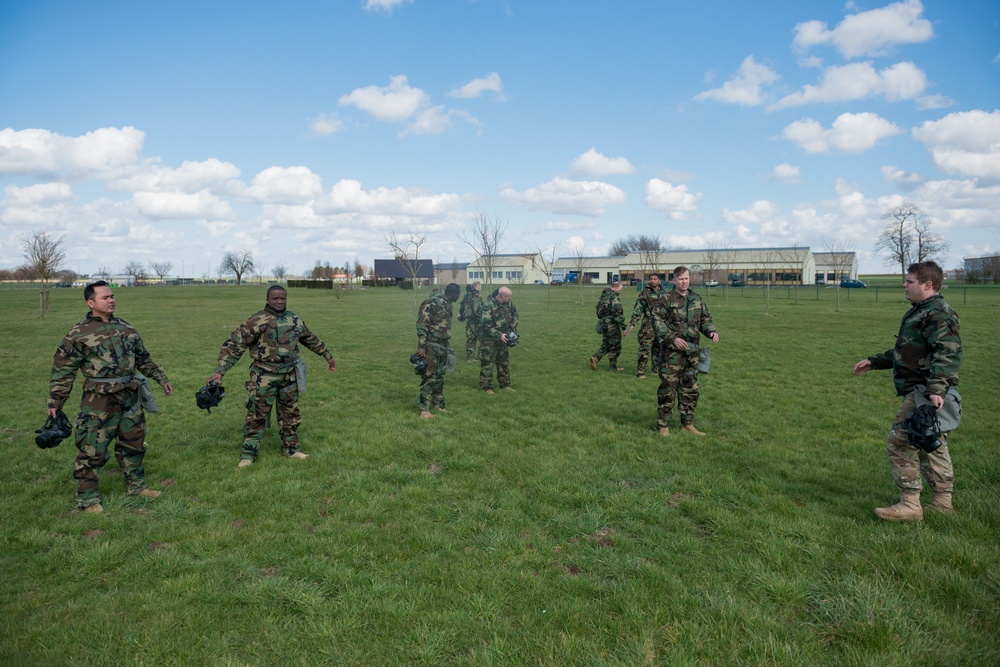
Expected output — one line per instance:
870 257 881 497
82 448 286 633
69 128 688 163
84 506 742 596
2 283 998 666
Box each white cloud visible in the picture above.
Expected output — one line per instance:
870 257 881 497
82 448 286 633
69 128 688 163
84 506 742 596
314 179 463 218
245 166 323 204
793 0 933 59
643 179 701 219
770 163 801 184
0 126 144 174
722 200 780 225
881 164 924 189
915 95 955 111
911 109 1000 180
571 148 635 177
133 190 235 220
339 75 430 122
363 0 413 14
2 182 73 206
782 112 901 153
545 220 597 232
499 177 626 216
770 61 926 110
401 106 481 137
694 56 779 106
310 113 343 135
448 72 504 99
106 158 241 194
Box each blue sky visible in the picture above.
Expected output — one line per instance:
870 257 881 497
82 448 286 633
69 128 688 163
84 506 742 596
2 0 998 278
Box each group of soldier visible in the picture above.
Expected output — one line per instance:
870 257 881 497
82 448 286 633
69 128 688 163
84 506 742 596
590 266 719 437
415 281 519 419
46 259 963 522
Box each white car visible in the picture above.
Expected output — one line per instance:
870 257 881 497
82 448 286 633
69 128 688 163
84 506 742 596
705 279 719 286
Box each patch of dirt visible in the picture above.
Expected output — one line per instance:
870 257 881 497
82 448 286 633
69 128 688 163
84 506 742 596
84 529 104 539
147 541 171 551
428 462 443 475
231 518 245 528
158 478 177 486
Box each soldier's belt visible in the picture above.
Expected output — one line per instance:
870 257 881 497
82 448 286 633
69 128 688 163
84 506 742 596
86 374 135 384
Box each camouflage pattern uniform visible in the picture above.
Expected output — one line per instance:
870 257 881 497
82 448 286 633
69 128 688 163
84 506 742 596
417 288 454 411
592 287 625 369
479 291 518 390
652 289 717 429
629 282 663 377
214 305 333 461
49 313 170 509
458 285 483 362
866 293 961 495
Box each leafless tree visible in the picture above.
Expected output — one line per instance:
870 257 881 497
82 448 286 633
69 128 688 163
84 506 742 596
702 246 722 295
20 230 66 317
610 234 663 283
876 203 919 278
385 231 429 311
718 241 739 305
569 241 593 305
533 242 560 310
913 214 949 264
354 258 366 282
774 245 805 305
823 236 857 313
149 261 173 282
460 210 508 291
123 260 146 285
272 263 288 284
220 249 255 285
96 265 112 281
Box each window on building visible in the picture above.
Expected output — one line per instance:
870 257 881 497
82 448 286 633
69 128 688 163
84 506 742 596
505 271 522 280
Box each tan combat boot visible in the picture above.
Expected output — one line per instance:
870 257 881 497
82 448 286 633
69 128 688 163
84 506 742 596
420 410 435 419
658 427 669 437
682 424 706 436
924 492 954 514
874 492 923 522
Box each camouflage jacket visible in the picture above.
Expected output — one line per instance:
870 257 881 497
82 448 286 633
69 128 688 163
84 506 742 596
49 312 169 410
480 292 518 342
596 288 625 330
417 288 454 350
215 305 333 376
629 285 662 328
651 289 717 348
867 293 961 397
458 288 483 327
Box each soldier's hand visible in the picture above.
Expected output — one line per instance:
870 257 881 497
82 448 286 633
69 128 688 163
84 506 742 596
163 382 173 396
624 326 633 337
853 360 871 376
206 372 223 385
673 337 688 351
328 359 337 373
416 348 426 358
47 408 57 419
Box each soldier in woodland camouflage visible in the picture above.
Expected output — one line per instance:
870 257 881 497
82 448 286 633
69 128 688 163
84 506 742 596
854 261 962 521
458 281 483 362
625 273 663 379
47 280 173 513
651 267 719 437
479 286 518 393
589 281 625 371
207 285 336 467
416 283 461 418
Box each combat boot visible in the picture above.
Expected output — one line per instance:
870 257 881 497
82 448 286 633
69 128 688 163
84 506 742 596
82 503 104 514
924 492 954 514
589 356 598 370
682 424 706 436
874 492 923 522
420 410 435 419
658 427 669 437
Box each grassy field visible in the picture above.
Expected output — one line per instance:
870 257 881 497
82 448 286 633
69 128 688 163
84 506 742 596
1 283 998 666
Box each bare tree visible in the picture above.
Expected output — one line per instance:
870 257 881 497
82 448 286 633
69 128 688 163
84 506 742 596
533 242 560 310
20 230 66 317
702 246 722 294
385 231 429 311
823 237 857 313
149 261 173 282
354 258 366 282
220 249 255 285
460 210 508 291
774 245 805 305
876 203 918 278
96 265 112 281
273 263 288 284
913 214 949 264
569 241 593 304
123 260 146 285
718 241 739 306
609 234 662 283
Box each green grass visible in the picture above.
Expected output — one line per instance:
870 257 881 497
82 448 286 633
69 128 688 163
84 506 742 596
2 284 998 666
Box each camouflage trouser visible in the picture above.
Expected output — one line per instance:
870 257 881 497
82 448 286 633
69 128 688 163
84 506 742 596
636 319 655 376
243 366 302 460
419 346 448 411
656 349 700 428
594 322 622 368
465 322 480 361
479 339 510 390
73 389 148 508
886 393 954 494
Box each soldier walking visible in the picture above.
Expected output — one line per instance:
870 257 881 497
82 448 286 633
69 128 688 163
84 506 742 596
458 281 483 362
590 281 625 371
625 274 663 379
416 283 461 418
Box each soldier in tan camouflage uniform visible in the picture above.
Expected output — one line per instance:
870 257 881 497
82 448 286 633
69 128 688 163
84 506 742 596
625 274 663 379
590 281 625 371
207 285 336 467
417 283 461 418
651 267 719 437
854 261 962 521
48 280 173 513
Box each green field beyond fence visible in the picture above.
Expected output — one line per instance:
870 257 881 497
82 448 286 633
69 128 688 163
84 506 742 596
2 285 998 665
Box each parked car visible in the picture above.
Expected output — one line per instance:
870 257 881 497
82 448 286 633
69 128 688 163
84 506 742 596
533 279 545 285
731 279 745 287
816 277 826 285
705 279 719 287
550 280 563 286
839 278 868 288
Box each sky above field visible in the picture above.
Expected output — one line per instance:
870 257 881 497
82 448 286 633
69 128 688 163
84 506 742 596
1 0 998 278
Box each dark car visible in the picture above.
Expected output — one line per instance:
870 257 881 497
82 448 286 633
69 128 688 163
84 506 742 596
731 279 744 287
839 278 867 288
550 280 563 286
